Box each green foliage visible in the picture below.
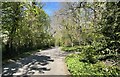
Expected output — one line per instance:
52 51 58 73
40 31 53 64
65 54 120 76
62 46 97 63
56 2 120 54
1 1 120 75
81 46 97 64
60 2 120 76
1 2 54 60
101 2 120 54
64 44 120 75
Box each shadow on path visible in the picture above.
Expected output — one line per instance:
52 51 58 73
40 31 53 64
2 54 54 76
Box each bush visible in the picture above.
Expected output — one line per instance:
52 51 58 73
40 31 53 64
65 54 120 76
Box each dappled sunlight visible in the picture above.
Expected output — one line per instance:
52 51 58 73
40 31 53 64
2 54 54 76
1 1 120 76
2 48 71 76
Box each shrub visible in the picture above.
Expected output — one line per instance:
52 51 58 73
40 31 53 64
65 54 120 76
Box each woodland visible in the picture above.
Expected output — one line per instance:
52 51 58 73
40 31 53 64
1 1 120 76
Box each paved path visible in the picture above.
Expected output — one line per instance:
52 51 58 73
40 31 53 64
2 47 70 76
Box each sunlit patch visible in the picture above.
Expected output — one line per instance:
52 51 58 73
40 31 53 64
4 68 9 70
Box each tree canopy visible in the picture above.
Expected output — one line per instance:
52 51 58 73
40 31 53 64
1 2 54 59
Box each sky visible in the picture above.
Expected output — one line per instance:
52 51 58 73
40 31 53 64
42 2 61 16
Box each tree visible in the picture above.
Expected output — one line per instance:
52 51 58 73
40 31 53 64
2 2 23 56
101 2 120 54
1 2 54 60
